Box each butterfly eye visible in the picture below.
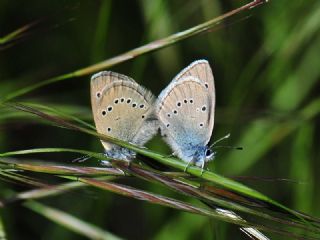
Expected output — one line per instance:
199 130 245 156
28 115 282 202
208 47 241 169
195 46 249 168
102 110 106 116
96 92 101 98
205 83 209 89
201 106 207 112
205 149 212 157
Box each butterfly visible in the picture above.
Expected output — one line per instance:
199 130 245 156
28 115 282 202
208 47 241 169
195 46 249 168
90 71 158 161
156 60 215 170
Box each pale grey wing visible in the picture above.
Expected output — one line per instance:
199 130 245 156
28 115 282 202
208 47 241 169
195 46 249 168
91 71 137 151
162 60 215 133
173 60 215 94
93 80 157 151
156 77 213 161
91 71 135 101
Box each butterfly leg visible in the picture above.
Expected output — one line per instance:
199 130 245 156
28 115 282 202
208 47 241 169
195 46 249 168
72 155 91 163
166 152 176 158
200 160 206 176
127 159 132 170
184 159 193 172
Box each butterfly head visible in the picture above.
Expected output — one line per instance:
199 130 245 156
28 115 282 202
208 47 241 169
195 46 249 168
191 146 215 168
204 147 215 163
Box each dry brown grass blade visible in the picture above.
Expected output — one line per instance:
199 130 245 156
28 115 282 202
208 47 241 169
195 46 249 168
1 0 268 102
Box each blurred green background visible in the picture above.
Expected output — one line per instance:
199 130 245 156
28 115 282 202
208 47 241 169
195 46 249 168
1 0 320 239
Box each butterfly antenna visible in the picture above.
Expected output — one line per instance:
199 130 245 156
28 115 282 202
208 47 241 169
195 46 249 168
209 133 243 151
209 133 231 148
213 145 243 150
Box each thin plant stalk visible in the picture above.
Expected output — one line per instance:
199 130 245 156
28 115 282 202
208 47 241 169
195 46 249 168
0 0 268 103
24 201 123 240
2 102 314 224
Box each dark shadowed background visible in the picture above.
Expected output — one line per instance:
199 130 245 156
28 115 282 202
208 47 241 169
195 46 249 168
1 0 320 239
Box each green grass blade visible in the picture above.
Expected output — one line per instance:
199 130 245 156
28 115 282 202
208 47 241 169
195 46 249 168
77 177 248 226
14 181 84 202
154 211 210 240
24 201 123 240
24 102 95 130
0 0 268 103
90 0 112 63
117 161 317 233
0 212 6 240
3 154 318 237
139 0 181 75
4 177 114 204
77 177 317 239
3 101 314 224
0 157 124 176
221 97 320 175
0 147 106 160
291 124 314 212
1 150 317 234
0 170 47 188
0 20 39 45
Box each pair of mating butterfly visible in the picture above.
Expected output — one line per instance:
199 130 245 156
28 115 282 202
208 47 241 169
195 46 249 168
91 59 216 170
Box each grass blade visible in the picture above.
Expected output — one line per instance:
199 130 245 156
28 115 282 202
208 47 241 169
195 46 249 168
0 170 48 188
3 101 315 225
77 177 317 239
0 0 268 103
0 157 124 177
0 212 6 240
24 201 123 240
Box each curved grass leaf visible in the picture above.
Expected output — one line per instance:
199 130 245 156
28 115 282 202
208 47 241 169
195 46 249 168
76 177 318 239
1 152 320 238
0 20 40 50
0 157 124 177
3 102 315 226
22 102 94 130
1 146 320 238
0 0 268 103
0 170 48 188
222 98 320 175
114 161 320 235
24 201 123 240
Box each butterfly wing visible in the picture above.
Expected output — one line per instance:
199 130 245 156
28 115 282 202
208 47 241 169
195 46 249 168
91 71 134 104
156 76 214 162
172 60 215 131
173 60 215 92
91 72 157 158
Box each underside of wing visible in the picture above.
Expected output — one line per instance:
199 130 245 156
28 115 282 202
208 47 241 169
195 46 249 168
173 60 215 97
93 80 157 150
91 71 135 106
157 77 214 157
